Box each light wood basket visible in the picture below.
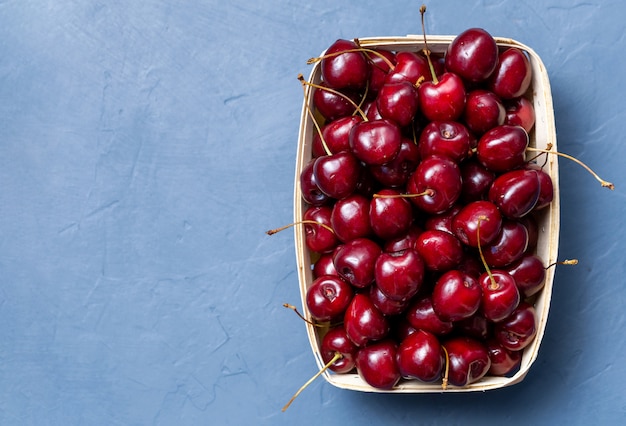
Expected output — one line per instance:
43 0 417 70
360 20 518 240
293 36 559 392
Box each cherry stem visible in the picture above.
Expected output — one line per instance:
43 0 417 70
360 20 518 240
526 146 614 190
299 79 332 156
420 5 439 84
546 259 579 269
441 345 449 391
307 46 396 71
282 303 325 328
476 216 498 290
282 351 343 412
298 74 368 121
266 220 335 236
372 189 435 199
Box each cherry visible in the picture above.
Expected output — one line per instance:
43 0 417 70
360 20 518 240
443 336 491 387
424 204 461 235
478 270 520 323
405 296 454 336
312 82 360 121
302 206 339 254
377 80 420 127
375 248 425 301
355 339 401 389
396 329 444 382
366 48 396 94
418 120 472 163
332 237 382 288
488 47 532 99
415 229 464 272
418 72 466 122
313 151 361 200
330 193 372 242
455 314 492 341
384 51 430 85
444 28 499 83
320 39 370 90
494 301 537 351
369 188 414 240
486 338 522 376
431 269 482 322
344 293 390 347
504 253 546 298
320 326 358 373
460 159 496 203
313 115 364 156
300 159 331 206
476 124 529 173
383 225 424 253
349 119 403 165
488 168 541 219
525 163 554 210
305 275 354 322
463 89 506 135
369 136 421 187
369 284 411 316
312 251 339 278
406 155 462 215
452 200 502 247
481 219 529 268
504 96 535 133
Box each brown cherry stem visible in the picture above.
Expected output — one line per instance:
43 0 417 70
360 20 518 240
282 303 325 328
420 4 439 84
546 259 579 269
441 345 450 391
282 351 343 412
372 189 435 199
526 146 614 190
476 216 498 290
299 76 332 156
266 220 335 236
298 74 368 121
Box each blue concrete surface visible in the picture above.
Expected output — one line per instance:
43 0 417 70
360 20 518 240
1 1 624 424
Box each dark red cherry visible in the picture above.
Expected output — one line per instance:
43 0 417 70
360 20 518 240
406 155 462 215
525 163 554 210
443 336 491 387
385 51 430 85
418 120 471 163
330 193 372 242
377 81 420 127
320 326 358 373
444 28 499 83
332 237 381 288
321 39 370 90
460 159 496 203
415 229 464 272
383 225 424 253
300 159 331 206
455 314 492 341
505 96 535 133
305 275 353 322
405 296 454 336
424 204 462 235
374 249 425 301
312 251 339 278
431 270 482 322
452 200 502 247
486 338 522 376
349 119 402 165
396 329 444 382
313 83 359 121
369 284 411 316
481 219 529 268
488 168 541 219
369 136 421 187
504 253 546 298
488 47 532 99
476 124 529 173
463 89 506 135
478 270 521 323
313 151 361 200
366 48 396 94
344 293 390 347
314 116 364 156
303 205 339 254
418 72 466 122
355 339 400 389
369 188 414 240
494 301 537 351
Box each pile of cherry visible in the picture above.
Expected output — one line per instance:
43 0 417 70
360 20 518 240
276 21 611 402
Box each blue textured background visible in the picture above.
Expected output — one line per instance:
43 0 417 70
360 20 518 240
1 1 624 424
